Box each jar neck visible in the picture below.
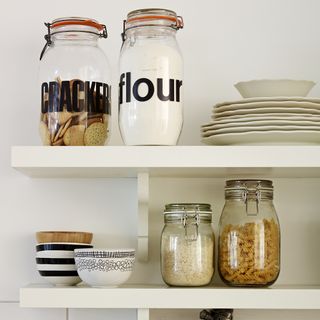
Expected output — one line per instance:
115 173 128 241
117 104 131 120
124 26 177 39
164 215 212 225
225 190 273 201
52 32 99 45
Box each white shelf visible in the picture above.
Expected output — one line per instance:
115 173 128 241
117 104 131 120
20 284 320 309
15 146 320 313
11 146 320 178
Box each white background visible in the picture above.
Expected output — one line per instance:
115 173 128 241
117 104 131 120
1 0 320 319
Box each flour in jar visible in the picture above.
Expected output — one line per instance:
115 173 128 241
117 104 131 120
119 38 184 145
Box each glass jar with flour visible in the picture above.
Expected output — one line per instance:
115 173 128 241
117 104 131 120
119 9 184 145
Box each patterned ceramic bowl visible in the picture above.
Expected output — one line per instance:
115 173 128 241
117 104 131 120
74 248 135 287
36 242 93 286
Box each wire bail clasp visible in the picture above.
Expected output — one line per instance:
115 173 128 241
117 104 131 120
121 20 127 42
242 186 261 216
176 16 184 29
40 21 108 60
100 24 108 38
40 22 52 61
183 206 200 241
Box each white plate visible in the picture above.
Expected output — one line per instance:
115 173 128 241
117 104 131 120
213 107 320 118
215 96 320 108
202 130 320 145
202 115 320 128
211 112 320 122
202 125 320 137
202 120 320 132
215 100 320 113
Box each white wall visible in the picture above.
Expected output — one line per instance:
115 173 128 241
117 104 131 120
1 0 320 319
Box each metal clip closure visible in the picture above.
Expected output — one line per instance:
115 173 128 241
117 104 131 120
100 25 108 39
242 188 261 216
121 15 184 43
176 16 184 29
40 22 52 60
121 20 127 42
183 206 200 241
40 22 108 60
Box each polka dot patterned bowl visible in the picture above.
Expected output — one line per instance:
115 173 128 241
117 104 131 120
74 248 135 287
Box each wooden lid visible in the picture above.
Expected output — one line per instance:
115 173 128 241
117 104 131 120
36 231 93 244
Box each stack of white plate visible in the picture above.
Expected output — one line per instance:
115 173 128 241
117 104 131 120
201 97 320 145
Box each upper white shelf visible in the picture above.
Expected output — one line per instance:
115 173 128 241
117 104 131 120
20 284 320 309
11 146 320 178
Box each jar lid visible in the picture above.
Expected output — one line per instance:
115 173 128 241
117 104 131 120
164 203 212 214
122 8 183 40
225 179 273 191
225 179 273 201
164 203 212 223
40 17 108 60
51 17 106 31
126 8 183 28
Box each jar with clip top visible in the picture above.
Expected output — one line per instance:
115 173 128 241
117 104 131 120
119 8 184 145
218 180 280 287
39 17 111 146
160 203 215 286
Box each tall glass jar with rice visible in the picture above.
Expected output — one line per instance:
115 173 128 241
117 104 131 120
39 17 111 146
160 203 215 286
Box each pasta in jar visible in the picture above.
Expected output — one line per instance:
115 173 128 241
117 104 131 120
218 180 280 287
219 218 280 286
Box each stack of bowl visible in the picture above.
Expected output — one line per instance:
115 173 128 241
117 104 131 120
74 248 136 287
35 231 93 286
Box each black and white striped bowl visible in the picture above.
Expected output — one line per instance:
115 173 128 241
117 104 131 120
36 242 93 286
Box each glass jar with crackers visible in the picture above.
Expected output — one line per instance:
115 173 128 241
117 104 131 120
218 180 280 287
39 17 111 146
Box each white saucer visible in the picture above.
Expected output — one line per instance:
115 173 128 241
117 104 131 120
213 107 320 118
202 125 320 137
202 115 320 128
202 120 320 132
215 100 320 113
211 112 320 122
215 96 320 108
202 130 320 145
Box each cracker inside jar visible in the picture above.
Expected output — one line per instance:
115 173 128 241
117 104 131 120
40 112 109 146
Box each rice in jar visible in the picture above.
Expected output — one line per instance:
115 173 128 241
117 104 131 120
161 203 215 286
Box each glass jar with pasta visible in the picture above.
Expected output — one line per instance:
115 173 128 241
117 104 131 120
218 180 280 287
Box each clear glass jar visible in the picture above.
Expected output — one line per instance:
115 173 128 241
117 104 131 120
119 9 184 145
39 17 111 146
218 180 280 287
161 203 215 286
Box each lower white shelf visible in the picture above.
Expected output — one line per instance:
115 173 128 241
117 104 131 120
20 284 320 309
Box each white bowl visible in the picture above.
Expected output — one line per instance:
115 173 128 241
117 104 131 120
234 79 316 98
74 248 135 287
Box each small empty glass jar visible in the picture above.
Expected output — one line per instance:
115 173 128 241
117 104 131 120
161 203 215 286
218 180 280 287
